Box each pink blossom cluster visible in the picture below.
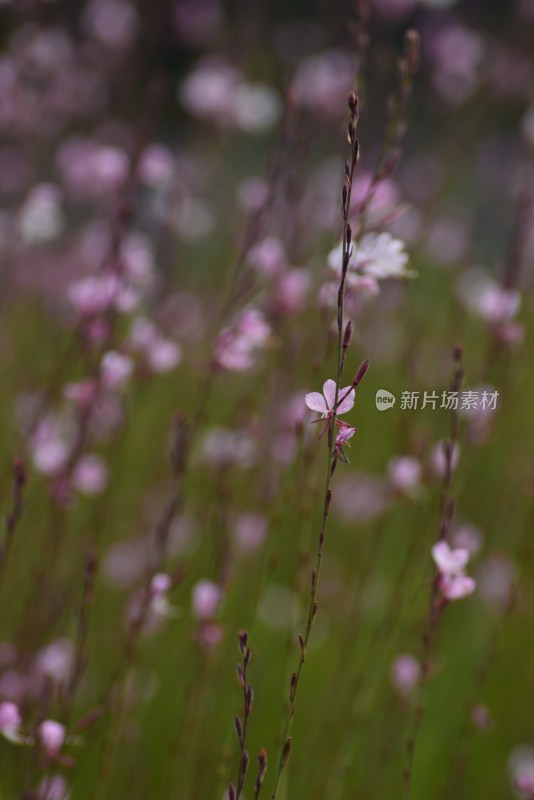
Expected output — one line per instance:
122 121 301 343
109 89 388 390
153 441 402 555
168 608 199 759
214 308 271 371
431 540 476 601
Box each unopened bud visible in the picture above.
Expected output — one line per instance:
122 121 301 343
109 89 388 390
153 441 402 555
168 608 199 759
347 91 358 114
235 716 242 740
343 321 353 352
282 737 292 768
352 357 370 387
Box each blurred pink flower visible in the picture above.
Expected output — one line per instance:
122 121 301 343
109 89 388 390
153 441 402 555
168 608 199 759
237 177 269 213
432 541 470 576
31 438 69 477
83 0 139 50
68 274 119 317
0 701 21 740
390 654 420 697
432 541 476 601
101 351 133 390
63 379 98 410
214 308 271 371
458 270 520 324
509 746 534 799
196 622 224 651
38 720 65 757
292 50 354 115
246 236 286 276
138 143 176 188
234 512 267 553
72 454 108 496
476 554 516 610
272 269 310 314
151 573 171 598
146 339 182 374
450 524 483 555
388 455 422 496
191 580 222 621
439 572 476 601
149 573 180 618
202 427 257 469
334 473 391 523
37 775 70 800
35 640 74 686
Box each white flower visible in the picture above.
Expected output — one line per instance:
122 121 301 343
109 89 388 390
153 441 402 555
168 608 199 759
328 232 414 283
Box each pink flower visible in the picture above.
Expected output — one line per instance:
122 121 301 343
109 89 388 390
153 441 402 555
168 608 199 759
246 236 285 276
191 580 222 621
237 308 271 346
439 573 476 601
509 747 534 798
335 424 356 459
432 541 470 576
101 351 133 390
38 720 65 757
476 554 516 610
72 454 108 495
149 573 179 618
214 330 255 371
151 573 172 598
37 775 70 800
272 268 310 314
63 379 98 410
68 275 119 317
0 701 21 739
214 308 271 372
35 640 74 685
388 455 422 495
305 379 355 419
450 524 483 555
32 439 69 477
196 622 224 651
432 541 476 601
234 513 267 553
390 654 420 697
146 339 182 373
138 143 176 188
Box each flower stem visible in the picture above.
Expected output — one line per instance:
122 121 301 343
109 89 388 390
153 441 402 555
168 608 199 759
270 91 364 800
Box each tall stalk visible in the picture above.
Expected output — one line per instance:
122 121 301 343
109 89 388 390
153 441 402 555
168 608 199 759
270 91 369 800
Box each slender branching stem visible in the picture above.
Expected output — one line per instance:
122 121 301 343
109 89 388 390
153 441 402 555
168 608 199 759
270 91 368 800
403 345 464 800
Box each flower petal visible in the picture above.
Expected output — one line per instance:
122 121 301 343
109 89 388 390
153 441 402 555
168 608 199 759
441 573 476 601
305 392 328 414
322 379 337 410
432 541 469 576
336 386 355 414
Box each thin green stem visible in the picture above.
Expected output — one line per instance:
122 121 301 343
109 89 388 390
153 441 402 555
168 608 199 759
270 94 361 800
